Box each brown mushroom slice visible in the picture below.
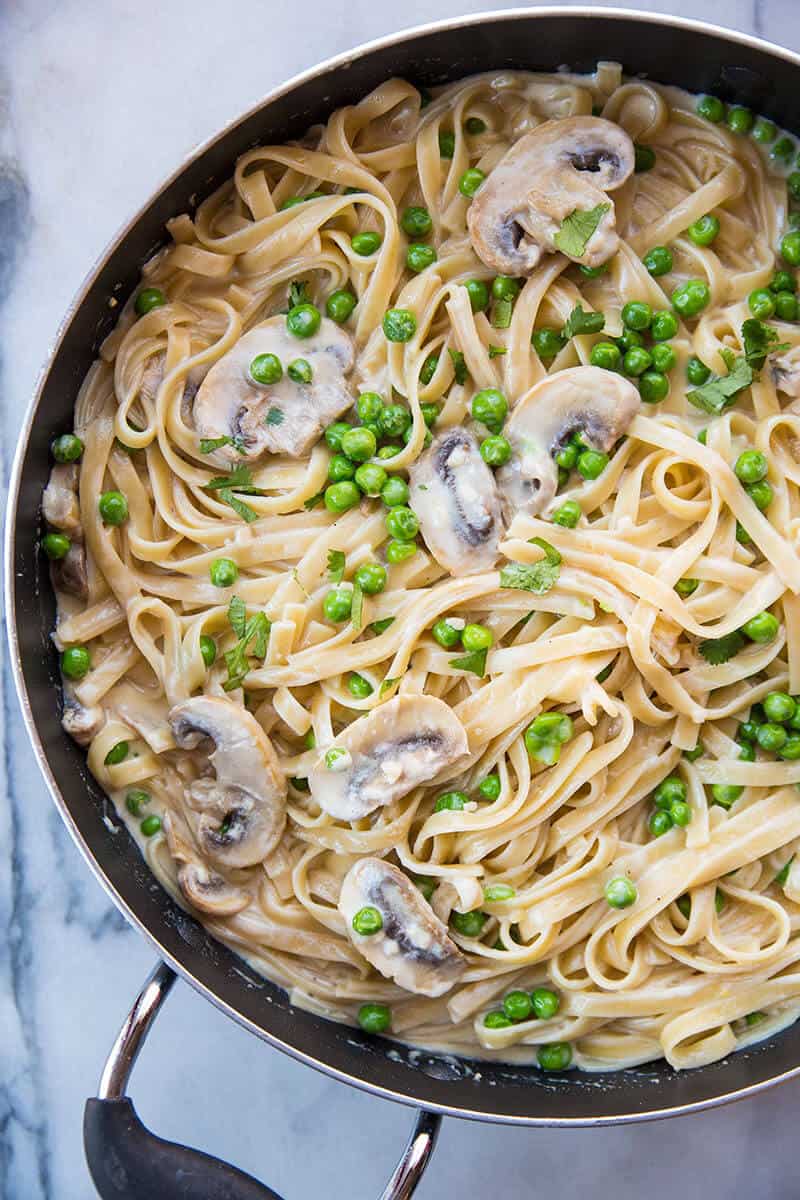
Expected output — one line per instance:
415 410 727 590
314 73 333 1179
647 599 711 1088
192 316 354 463
42 463 81 535
52 542 88 600
497 366 640 520
772 353 800 398
61 695 104 746
309 695 469 822
339 858 466 997
168 696 287 868
467 117 635 274
408 428 503 576
177 863 250 916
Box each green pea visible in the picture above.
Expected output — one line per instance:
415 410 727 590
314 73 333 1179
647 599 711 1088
378 445 403 460
484 1010 513 1029
654 776 687 808
711 783 744 808
687 356 711 386
464 278 490 312
406 243 437 273
748 288 775 319
459 167 485 197
104 740 129 766
621 300 653 331
354 562 386 595
286 303 321 339
643 245 673 277
634 145 656 172
478 773 501 801
532 328 566 359
287 358 312 385
250 352 282 384
326 289 357 323
419 352 439 385
772 136 795 163
432 618 461 648
378 477 408 509
752 117 777 144
623 347 653 377
435 789 468 812
480 435 511 467
746 479 773 510
328 454 355 483
727 106 753 134
465 116 487 135
737 740 756 762
688 214 720 246
324 481 361 514
616 329 644 353
351 231 382 256
537 1042 572 1071
524 712 573 765
324 422 351 453
438 130 455 158
779 735 800 759
134 287 166 316
650 345 676 374
684 742 704 761
385 506 419 541
353 395 381 427
789 173 800 202
450 909 488 937
354 463 387 497
648 313 676 345
386 539 417 564
323 586 353 622
348 671 373 699
125 789 150 816
51 433 84 463
210 558 238 588
412 874 436 900
757 722 787 752
555 442 579 470
736 522 752 544
731 451 769 490
577 449 609 480
492 275 520 301
738 719 760 742
503 990 533 1022
764 692 796 723
775 292 798 321
697 429 708 446
61 646 90 680
697 95 725 122
580 263 609 279
382 308 417 342
41 532 71 560
649 809 674 837
352 906 383 935
604 876 637 908
462 623 493 652
672 279 710 317
341 426 376 463
781 231 800 267
421 403 440 428
196 634 217 669
675 577 699 597
471 387 507 433
140 814 162 837
358 1003 391 1034
670 799 691 827
639 371 669 404
532 988 560 1020
401 205 433 237
98 490 128 526
552 500 581 528
770 270 797 293
589 341 622 371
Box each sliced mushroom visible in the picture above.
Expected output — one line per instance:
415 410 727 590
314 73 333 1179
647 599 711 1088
309 695 469 822
52 542 88 599
339 858 466 997
42 463 81 535
408 428 503 576
168 696 287 868
772 353 800 398
467 117 635 274
61 695 104 746
192 316 354 462
163 810 250 916
139 351 207 425
497 366 640 520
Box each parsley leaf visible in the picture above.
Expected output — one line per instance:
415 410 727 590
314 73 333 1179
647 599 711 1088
380 677 398 696
741 318 789 371
450 647 488 677
205 464 264 494
304 492 324 509
448 348 468 384
265 407 284 427
351 581 364 631
687 355 753 415
698 630 745 665
200 434 244 455
500 537 561 595
776 855 795 885
562 304 605 340
218 488 258 523
370 617 395 635
223 603 271 690
327 549 346 582
488 344 507 358
554 203 610 258
289 280 309 308
227 595 247 639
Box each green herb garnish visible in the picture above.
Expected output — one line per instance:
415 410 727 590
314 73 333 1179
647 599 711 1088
554 203 610 258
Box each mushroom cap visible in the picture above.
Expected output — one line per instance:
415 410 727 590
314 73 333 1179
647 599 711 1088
192 316 354 462
168 696 287 868
177 863 251 916
467 116 635 275
309 695 469 822
339 857 466 997
52 542 88 599
61 696 104 746
43 463 82 535
408 427 503 576
497 366 640 521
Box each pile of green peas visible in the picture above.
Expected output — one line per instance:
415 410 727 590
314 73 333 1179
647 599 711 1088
41 432 85 564
432 771 503 814
704 685 793 810
125 788 161 838
483 984 562 1029
589 298 679 404
748 270 799 322
469 386 512 467
552 431 610 491
250 351 313 386
733 448 773 515
430 615 494 655
648 774 691 838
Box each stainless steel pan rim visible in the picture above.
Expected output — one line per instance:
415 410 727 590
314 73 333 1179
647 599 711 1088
7 5 800 1136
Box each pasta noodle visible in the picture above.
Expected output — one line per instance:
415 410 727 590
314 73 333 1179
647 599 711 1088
42 64 800 1073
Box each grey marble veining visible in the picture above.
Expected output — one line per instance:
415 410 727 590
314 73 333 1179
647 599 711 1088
4 2 800 1197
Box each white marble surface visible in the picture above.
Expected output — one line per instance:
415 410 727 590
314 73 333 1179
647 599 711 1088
4 1 800 1196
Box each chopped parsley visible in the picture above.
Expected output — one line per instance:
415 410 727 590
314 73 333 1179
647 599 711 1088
698 630 745 665
304 491 324 509
351 581 364 630
741 318 788 371
380 677 398 696
448 348 468 384
204 463 265 524
554 203 610 258
450 647 488 677
327 549 346 582
687 354 753 415
265 407 284 427
488 344 507 358
562 304 605 340
199 434 244 455
289 280 310 307
500 537 561 595
370 617 395 635
223 596 270 690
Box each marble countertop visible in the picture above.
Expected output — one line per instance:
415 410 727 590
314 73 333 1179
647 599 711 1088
4 1 800 1196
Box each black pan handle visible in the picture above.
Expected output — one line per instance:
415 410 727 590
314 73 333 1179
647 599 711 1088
83 962 441 1200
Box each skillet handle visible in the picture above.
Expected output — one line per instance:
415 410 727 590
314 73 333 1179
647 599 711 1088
83 961 441 1200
